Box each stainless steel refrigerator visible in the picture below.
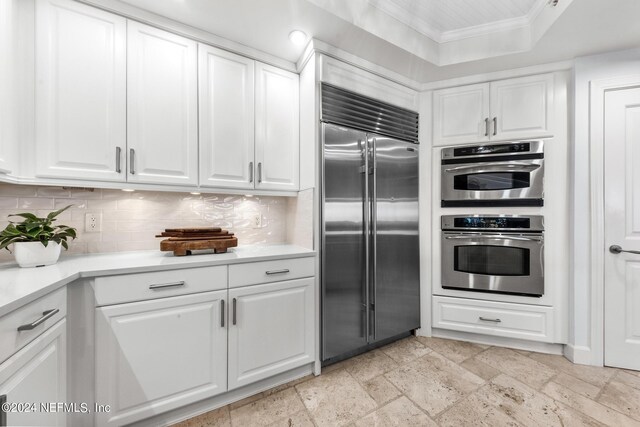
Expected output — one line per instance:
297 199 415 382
321 85 420 364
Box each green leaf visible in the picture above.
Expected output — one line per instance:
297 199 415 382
46 205 73 221
61 240 68 250
9 212 39 221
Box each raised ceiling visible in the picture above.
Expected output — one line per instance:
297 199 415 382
368 0 545 43
107 0 640 85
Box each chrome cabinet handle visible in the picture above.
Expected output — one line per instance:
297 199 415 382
116 147 122 173
0 394 6 426
149 281 185 290
493 117 498 136
265 269 290 275
370 137 378 341
249 162 254 183
232 298 237 325
484 118 490 137
609 245 640 255
17 309 59 331
257 162 262 183
129 148 136 175
479 316 501 323
220 299 225 327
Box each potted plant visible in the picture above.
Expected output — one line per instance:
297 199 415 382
0 205 77 267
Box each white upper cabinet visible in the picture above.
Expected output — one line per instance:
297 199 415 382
490 74 554 140
35 0 126 181
432 73 555 146
199 44 255 189
127 21 198 186
433 83 490 146
0 0 17 175
255 63 300 191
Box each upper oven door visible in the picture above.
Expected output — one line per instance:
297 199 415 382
441 159 544 206
441 232 544 296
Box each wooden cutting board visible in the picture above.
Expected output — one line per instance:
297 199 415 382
164 227 222 233
160 237 238 256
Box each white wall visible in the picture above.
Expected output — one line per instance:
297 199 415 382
570 47 640 364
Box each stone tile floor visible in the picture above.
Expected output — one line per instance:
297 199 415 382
173 336 640 426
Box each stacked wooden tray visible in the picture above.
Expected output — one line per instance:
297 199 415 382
156 227 238 256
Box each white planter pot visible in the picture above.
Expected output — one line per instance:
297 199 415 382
13 241 62 268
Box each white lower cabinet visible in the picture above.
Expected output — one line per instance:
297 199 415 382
0 319 67 427
432 296 555 343
95 290 227 426
228 278 315 389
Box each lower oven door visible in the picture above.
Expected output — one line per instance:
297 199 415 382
441 232 544 296
441 159 544 206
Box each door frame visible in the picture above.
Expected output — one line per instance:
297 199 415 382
589 74 640 366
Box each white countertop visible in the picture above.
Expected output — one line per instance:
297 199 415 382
0 244 315 317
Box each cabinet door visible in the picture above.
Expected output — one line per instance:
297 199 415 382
433 83 490 146
199 44 255 189
0 320 66 427
127 21 198 186
0 0 17 175
35 0 126 181
228 278 314 389
95 291 227 426
255 63 300 191
490 74 554 140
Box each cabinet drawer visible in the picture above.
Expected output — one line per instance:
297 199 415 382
0 287 67 363
432 296 554 343
228 257 314 288
93 266 227 306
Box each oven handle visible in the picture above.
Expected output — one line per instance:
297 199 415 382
444 235 543 242
443 162 541 173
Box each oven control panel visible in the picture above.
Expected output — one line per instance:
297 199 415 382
442 215 544 232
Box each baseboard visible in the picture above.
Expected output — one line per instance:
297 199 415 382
130 364 315 427
564 344 595 365
431 328 564 355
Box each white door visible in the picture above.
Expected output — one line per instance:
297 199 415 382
0 320 66 427
35 0 126 181
95 291 227 426
199 44 255 189
255 63 300 191
127 21 198 186
228 278 314 389
604 85 640 371
0 0 17 175
490 74 554 140
432 83 490 146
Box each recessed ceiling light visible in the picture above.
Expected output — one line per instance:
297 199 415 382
288 30 307 46
190 192 201 195
121 189 135 192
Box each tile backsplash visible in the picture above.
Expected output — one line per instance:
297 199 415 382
0 183 291 262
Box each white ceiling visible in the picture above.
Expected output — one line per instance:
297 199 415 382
368 0 545 42
112 0 640 84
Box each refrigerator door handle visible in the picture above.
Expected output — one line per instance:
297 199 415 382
370 137 378 341
362 138 370 341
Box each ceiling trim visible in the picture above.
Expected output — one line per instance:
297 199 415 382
368 0 549 44
76 0 297 72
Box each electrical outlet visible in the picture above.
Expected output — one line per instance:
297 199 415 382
251 212 262 229
85 213 102 232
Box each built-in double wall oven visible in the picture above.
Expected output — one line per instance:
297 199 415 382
441 140 544 207
440 141 546 297
441 215 545 297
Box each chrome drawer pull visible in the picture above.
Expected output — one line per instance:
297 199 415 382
265 269 290 275
232 298 237 325
479 316 501 323
149 281 185 290
17 309 60 331
220 300 225 327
